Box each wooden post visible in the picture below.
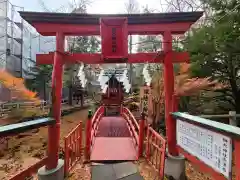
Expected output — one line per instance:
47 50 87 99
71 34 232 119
46 32 64 170
138 112 145 158
85 110 92 161
229 111 236 126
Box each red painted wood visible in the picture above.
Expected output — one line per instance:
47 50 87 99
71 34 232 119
64 122 83 175
122 107 140 131
96 117 131 137
138 117 145 158
90 137 137 161
36 52 189 65
101 17 128 60
144 126 166 179
178 147 227 180
33 22 194 36
163 31 178 156
90 106 105 151
9 157 48 180
85 114 92 161
235 140 240 180
47 32 64 170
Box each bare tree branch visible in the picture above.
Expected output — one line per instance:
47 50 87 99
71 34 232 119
38 0 51 12
125 0 140 14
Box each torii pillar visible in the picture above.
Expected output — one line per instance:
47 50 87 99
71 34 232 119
163 31 186 180
38 32 65 180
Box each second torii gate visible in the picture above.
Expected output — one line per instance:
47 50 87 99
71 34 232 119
20 10 203 176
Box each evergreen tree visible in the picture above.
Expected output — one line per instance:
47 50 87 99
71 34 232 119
185 0 240 113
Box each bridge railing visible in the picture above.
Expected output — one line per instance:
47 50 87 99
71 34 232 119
85 106 105 160
122 107 139 148
64 121 83 176
90 106 105 147
144 126 166 179
122 108 167 179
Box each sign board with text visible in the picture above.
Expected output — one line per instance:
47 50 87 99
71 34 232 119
100 17 128 61
176 119 232 179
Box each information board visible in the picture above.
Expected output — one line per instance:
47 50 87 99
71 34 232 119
176 119 232 179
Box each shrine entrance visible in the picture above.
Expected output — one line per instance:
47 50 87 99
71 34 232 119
19 11 203 179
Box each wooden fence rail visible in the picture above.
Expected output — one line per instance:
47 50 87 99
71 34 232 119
0 100 68 117
199 111 240 126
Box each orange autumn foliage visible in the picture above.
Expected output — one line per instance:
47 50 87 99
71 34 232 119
147 63 224 125
0 69 40 103
175 63 225 96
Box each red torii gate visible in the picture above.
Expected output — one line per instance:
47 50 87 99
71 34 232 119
20 11 203 172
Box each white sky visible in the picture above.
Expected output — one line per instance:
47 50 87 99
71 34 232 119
9 0 168 53
11 0 165 13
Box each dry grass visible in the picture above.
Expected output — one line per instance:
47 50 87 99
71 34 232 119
0 109 89 180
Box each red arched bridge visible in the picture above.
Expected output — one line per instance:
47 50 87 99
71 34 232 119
65 106 166 179
89 106 162 162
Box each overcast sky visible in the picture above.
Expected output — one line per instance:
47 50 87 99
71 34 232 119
8 0 169 54
11 0 166 13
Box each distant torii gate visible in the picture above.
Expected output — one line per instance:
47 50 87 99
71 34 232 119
20 11 203 171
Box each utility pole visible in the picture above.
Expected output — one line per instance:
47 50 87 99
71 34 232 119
125 0 139 94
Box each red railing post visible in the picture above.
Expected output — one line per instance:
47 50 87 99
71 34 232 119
146 126 150 160
78 122 82 157
138 112 145 158
64 137 69 175
235 140 240 180
85 110 92 161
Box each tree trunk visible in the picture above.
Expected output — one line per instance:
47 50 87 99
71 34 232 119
154 101 161 131
81 93 84 107
152 101 160 130
43 79 47 103
68 84 73 106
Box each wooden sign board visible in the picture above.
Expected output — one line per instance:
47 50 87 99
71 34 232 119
140 86 150 114
100 17 128 61
176 119 232 179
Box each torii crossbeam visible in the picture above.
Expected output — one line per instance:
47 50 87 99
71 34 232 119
19 10 203 173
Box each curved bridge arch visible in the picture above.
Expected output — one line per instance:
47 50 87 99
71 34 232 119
90 106 139 162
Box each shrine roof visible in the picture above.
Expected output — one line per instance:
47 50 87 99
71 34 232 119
106 75 124 87
19 11 203 25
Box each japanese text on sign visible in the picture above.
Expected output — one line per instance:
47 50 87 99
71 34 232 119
141 89 149 113
176 119 232 179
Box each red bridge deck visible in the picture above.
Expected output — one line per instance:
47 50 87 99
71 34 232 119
90 116 137 162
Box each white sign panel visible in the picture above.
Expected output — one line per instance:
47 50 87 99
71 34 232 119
177 119 232 179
